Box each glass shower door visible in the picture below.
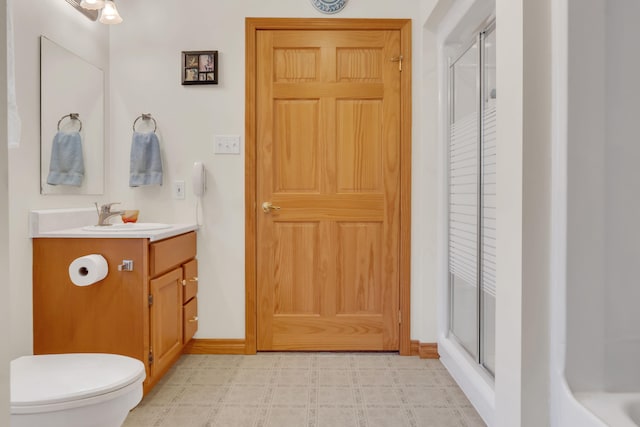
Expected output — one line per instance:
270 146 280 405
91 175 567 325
481 24 496 375
448 21 496 373
449 40 479 359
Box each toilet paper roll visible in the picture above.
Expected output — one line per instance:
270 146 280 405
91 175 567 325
68 254 108 286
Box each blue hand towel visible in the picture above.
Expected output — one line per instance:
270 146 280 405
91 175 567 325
129 131 163 187
47 131 84 186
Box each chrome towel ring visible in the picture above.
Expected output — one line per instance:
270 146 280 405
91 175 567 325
132 113 157 133
57 113 82 132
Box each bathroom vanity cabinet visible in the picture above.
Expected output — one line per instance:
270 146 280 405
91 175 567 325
32 231 198 394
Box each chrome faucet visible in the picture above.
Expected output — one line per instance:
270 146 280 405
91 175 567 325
94 202 125 226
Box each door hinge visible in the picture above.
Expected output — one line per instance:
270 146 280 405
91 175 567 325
148 294 153 306
399 310 402 324
148 348 154 365
390 55 404 72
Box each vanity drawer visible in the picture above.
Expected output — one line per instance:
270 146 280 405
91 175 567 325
150 232 196 277
182 259 198 303
183 297 198 344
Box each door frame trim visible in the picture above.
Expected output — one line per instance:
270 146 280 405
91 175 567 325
245 17 412 355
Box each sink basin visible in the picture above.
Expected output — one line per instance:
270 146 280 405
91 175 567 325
81 223 172 232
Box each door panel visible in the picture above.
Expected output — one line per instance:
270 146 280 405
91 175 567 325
257 28 401 351
337 48 383 82
150 268 182 377
274 48 319 82
336 223 383 314
336 100 383 192
274 100 320 192
273 222 321 315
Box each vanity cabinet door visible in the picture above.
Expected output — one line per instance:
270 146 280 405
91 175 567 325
149 267 183 379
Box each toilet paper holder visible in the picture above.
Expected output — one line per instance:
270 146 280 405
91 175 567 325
118 260 134 272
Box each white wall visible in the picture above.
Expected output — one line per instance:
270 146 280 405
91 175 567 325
415 0 441 347
563 0 640 400
603 0 640 392
10 2 110 357
495 0 552 426
563 0 640 395
108 0 434 341
565 0 606 393
494 0 524 423
1 0 10 423
521 0 551 423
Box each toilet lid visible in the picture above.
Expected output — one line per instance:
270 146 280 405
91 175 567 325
11 353 146 408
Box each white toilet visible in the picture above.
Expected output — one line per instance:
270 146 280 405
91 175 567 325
10 353 146 427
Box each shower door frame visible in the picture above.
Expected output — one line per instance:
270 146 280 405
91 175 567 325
447 19 496 375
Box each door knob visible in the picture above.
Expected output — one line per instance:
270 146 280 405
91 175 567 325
262 202 281 213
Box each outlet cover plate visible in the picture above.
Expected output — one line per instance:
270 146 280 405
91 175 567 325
173 180 186 199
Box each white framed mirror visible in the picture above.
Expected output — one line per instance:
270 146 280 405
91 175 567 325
40 35 104 195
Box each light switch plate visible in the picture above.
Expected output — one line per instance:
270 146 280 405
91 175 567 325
214 135 241 154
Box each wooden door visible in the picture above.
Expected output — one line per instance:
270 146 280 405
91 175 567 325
149 268 183 377
256 28 402 351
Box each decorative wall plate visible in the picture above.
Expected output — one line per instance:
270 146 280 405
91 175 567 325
310 0 348 14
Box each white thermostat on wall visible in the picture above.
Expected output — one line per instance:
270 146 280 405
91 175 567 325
310 0 348 14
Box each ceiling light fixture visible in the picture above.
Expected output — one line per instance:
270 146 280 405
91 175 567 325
68 0 123 24
98 0 123 25
79 0 105 10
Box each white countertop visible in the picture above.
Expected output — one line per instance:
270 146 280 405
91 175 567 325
29 208 198 241
32 223 198 242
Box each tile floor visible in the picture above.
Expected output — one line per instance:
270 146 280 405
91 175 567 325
123 353 486 427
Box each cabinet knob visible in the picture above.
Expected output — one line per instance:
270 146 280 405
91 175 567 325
188 316 198 323
182 277 198 286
